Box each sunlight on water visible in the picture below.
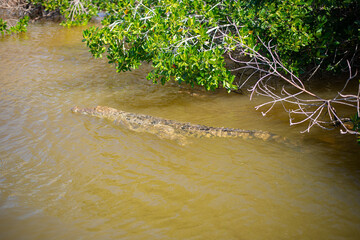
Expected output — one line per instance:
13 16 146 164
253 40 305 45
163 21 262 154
0 22 360 240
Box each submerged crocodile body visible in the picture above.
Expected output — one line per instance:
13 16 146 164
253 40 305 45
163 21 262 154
71 106 291 144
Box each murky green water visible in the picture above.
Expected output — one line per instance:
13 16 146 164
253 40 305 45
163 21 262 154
0 22 359 239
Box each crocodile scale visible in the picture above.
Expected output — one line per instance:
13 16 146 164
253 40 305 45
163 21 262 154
72 106 291 144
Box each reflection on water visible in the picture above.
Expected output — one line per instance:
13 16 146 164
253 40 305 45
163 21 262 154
0 22 360 240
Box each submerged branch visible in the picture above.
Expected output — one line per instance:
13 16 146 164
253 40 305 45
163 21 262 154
221 19 359 135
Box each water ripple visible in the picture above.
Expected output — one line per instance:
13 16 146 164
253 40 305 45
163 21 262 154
0 22 359 240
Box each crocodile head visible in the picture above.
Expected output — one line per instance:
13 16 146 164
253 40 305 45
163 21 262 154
71 106 96 115
71 106 121 120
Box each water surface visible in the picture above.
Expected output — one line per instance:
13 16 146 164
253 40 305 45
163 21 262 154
0 22 360 240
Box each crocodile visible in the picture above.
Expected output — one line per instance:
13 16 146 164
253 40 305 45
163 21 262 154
71 106 293 145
